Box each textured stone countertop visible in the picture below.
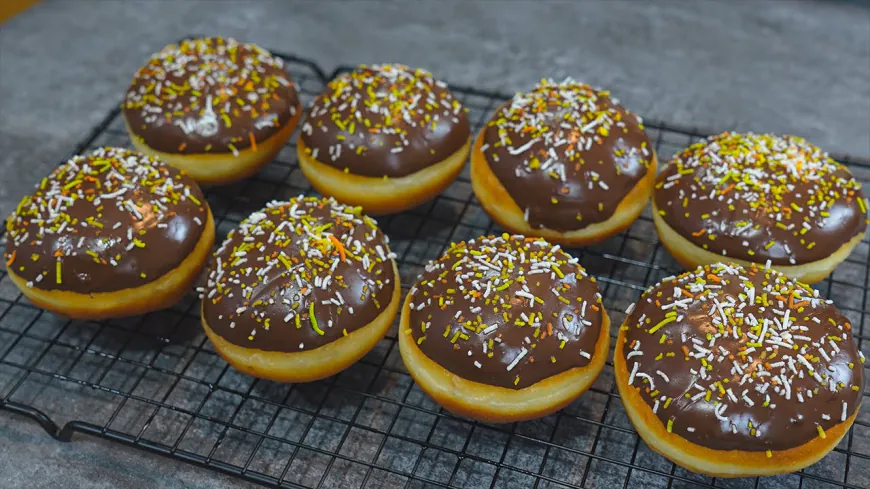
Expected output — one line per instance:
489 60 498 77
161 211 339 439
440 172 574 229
0 1 869 488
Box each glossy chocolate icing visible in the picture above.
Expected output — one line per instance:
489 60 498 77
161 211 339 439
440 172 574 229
202 197 397 352
123 37 300 155
300 64 470 178
481 79 653 232
4 147 208 293
407 235 604 389
654 132 867 266
620 263 864 452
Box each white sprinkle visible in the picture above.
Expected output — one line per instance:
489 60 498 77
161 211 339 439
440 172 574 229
506 348 528 371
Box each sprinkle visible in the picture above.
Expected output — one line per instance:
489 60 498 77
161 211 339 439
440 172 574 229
309 303 324 335
648 316 675 334
506 348 528 371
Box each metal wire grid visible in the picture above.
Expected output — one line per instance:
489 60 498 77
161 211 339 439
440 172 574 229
0 51 868 489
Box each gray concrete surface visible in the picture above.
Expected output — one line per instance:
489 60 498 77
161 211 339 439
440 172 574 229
0 413 259 489
1 1 869 488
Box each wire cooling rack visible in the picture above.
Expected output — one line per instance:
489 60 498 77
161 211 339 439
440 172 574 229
1 50 869 489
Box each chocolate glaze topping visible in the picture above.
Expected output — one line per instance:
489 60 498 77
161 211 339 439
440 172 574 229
620 263 864 452
654 133 868 266
202 197 397 352
481 79 653 232
123 37 300 156
4 147 208 293
300 64 470 178
407 235 604 389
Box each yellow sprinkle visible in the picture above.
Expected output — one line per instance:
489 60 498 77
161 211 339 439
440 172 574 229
295 314 302 329
659 334 667 344
133 238 146 248
666 419 674 433
766 450 772 458
495 280 513 291
56 261 62 284
417 336 426 345
140 273 147 279
664 398 672 409
310 303 324 335
859 198 868 214
817 425 826 439
86 250 99 258
343 329 348 337
63 179 82 190
188 194 201 206
553 266 564 279
559 340 566 349
514 376 520 386
443 325 451 337
705 391 712 402
550 356 556 363
450 331 461 343
649 316 676 334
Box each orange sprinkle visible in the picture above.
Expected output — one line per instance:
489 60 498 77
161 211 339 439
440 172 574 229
590 304 600 312
5 251 15 266
178 142 187 151
328 235 346 262
691 229 707 237
547 323 553 337
681 288 695 298
249 132 257 152
706 274 722 283
719 183 735 195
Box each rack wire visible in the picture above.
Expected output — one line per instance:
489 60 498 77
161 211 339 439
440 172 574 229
1 49 868 489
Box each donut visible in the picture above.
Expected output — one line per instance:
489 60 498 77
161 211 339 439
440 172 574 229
653 132 868 283
123 36 302 185
297 64 470 215
399 234 609 423
471 79 656 245
200 196 400 383
614 262 865 477
4 147 214 319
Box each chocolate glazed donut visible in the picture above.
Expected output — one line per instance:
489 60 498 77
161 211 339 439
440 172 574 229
123 37 302 185
615 262 865 476
471 79 656 245
653 132 867 282
200 196 400 382
399 234 610 423
297 64 472 215
4 146 214 319
300 64 469 177
124 36 299 155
